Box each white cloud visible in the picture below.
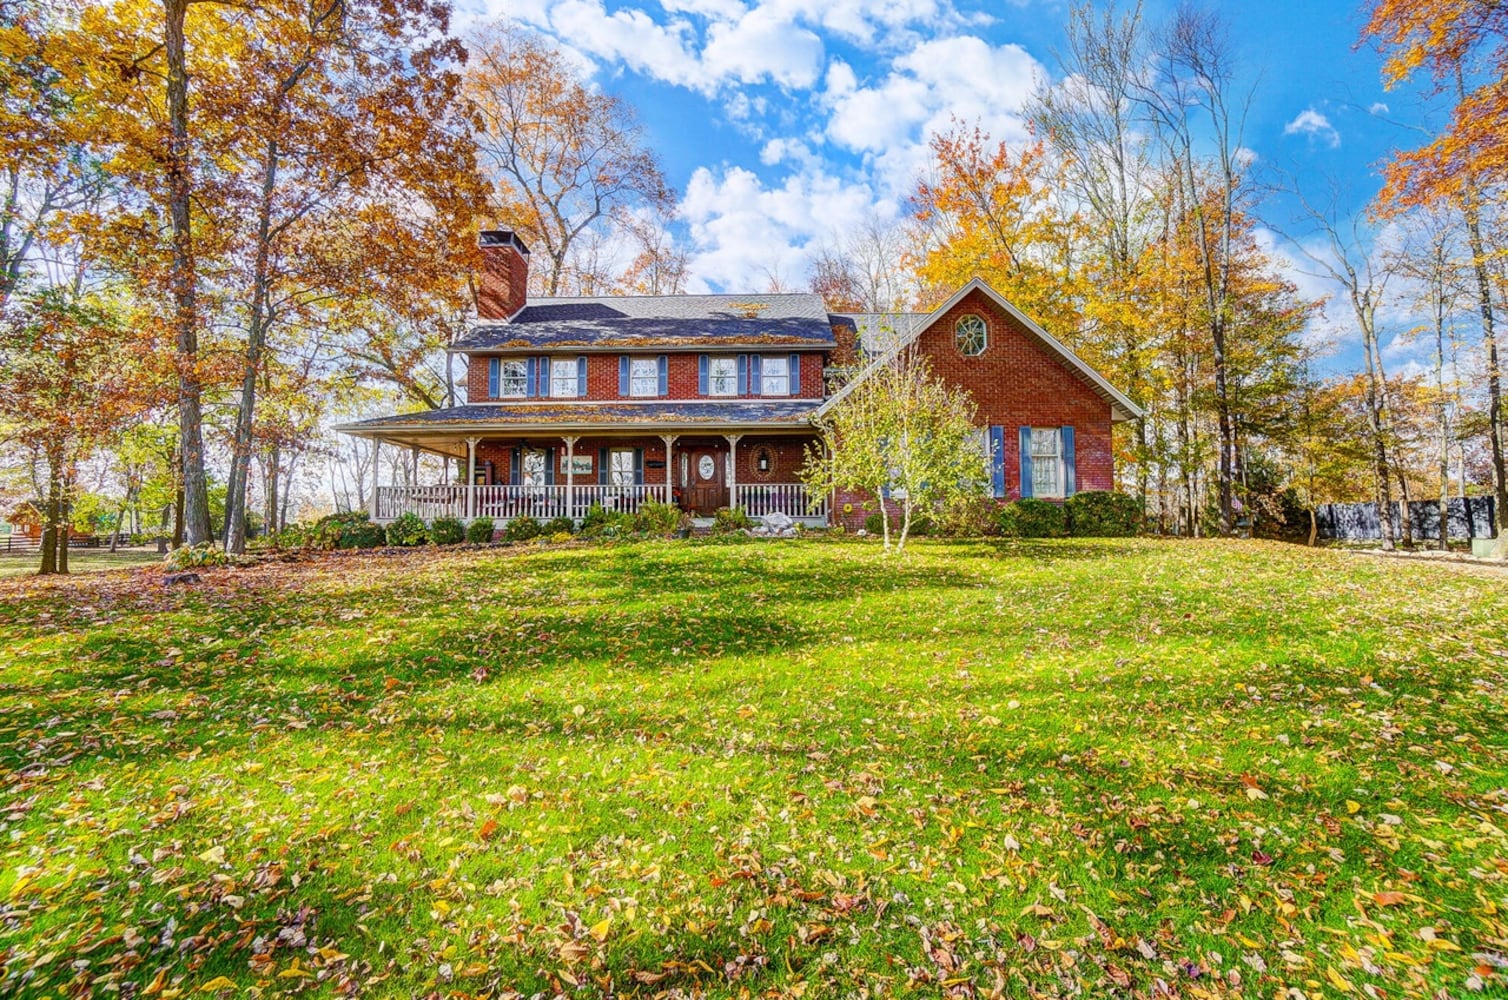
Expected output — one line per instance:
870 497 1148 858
680 164 899 292
703 6 825 89
1368 101 1390 115
1283 107 1340 148
823 36 1044 193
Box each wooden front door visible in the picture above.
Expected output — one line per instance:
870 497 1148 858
682 448 727 514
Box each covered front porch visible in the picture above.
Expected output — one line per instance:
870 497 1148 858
357 428 829 529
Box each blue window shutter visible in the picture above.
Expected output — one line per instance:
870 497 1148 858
1018 427 1033 498
619 356 630 395
488 357 500 398
749 355 762 396
577 356 588 397
698 354 709 395
990 425 1006 498
538 356 550 397
657 355 668 396
509 448 521 486
879 436 890 499
598 447 609 485
633 448 644 484
545 447 556 485
789 353 800 395
1062 426 1076 496
736 354 748 395
525 357 536 397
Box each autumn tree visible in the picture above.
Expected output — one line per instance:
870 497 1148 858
803 347 988 552
0 288 155 573
465 22 675 296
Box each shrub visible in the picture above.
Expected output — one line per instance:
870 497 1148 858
578 503 633 538
863 512 885 535
541 516 575 536
385 512 428 547
164 542 230 571
429 517 465 546
1064 490 1142 537
634 501 681 536
712 506 753 534
503 515 542 542
546 531 574 544
465 517 496 544
936 496 1003 538
998 498 1066 538
301 511 386 550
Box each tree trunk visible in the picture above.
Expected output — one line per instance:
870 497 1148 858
1396 470 1413 548
172 478 185 550
164 0 212 546
38 457 60 575
56 482 70 574
225 137 281 555
1307 507 1317 547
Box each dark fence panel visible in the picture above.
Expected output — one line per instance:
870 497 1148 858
1316 497 1497 541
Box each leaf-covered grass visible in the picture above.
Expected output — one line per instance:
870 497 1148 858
2 538 1506 998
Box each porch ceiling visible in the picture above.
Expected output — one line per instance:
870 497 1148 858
335 401 823 443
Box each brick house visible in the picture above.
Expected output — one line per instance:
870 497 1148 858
337 230 1143 528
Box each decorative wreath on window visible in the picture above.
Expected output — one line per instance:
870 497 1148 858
749 445 777 482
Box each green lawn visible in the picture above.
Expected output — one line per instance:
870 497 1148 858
2 538 1506 998
0 547 163 578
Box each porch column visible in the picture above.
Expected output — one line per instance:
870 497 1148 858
465 437 479 519
369 438 382 519
410 445 420 486
660 434 678 504
724 433 743 508
562 435 578 520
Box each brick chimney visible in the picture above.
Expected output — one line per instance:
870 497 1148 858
477 230 529 320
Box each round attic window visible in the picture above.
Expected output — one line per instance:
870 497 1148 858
955 314 987 356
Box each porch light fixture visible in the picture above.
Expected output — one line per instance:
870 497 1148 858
758 452 770 472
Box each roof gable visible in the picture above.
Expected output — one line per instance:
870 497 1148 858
824 279 1145 422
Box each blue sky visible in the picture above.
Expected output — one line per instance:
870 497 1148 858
458 0 1446 373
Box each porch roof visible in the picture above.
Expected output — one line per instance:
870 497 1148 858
336 400 823 438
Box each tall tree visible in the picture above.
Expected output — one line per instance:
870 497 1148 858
465 22 674 296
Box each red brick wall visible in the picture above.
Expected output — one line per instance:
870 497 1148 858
464 351 826 404
477 244 528 320
915 289 1113 498
468 435 819 488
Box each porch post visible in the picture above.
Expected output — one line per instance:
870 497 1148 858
660 434 678 504
369 438 382 519
562 435 578 520
410 445 419 486
465 437 478 520
724 433 743 508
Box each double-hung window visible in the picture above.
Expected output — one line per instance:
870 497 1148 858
761 355 790 396
1029 428 1063 499
609 448 636 486
550 357 578 397
629 357 658 397
499 359 526 398
708 357 737 396
521 448 548 488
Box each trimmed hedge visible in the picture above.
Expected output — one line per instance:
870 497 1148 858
429 517 465 546
998 498 1066 538
385 512 428 547
503 516 542 542
465 517 496 543
1064 490 1142 537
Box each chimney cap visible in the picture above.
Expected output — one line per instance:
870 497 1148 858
479 229 530 255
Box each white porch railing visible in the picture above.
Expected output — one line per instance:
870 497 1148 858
733 483 828 520
373 484 675 524
375 485 468 521
474 485 570 522
570 484 670 520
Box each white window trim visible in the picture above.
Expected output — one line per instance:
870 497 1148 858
629 357 658 398
956 314 987 356
1030 427 1064 499
708 356 737 397
550 357 578 398
609 447 636 486
761 355 790 397
499 359 527 399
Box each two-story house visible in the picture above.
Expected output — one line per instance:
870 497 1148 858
337 230 1143 529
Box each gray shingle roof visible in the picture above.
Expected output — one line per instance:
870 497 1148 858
827 313 927 355
339 400 822 432
455 293 837 351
